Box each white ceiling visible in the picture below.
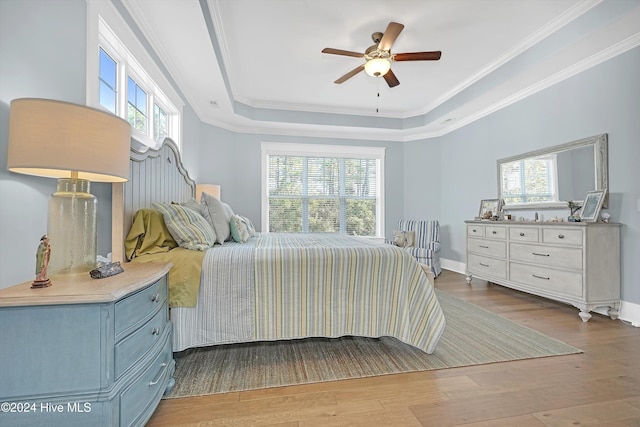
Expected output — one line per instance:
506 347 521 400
122 0 640 141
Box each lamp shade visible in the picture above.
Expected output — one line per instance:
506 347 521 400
364 58 391 77
196 184 221 201
7 98 131 182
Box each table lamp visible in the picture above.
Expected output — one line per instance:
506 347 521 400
195 184 221 201
7 98 131 275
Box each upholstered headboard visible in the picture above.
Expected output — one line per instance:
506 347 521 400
111 138 195 262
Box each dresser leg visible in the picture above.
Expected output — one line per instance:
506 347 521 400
465 273 472 285
608 306 620 320
578 310 592 322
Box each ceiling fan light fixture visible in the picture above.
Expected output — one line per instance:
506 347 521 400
364 58 391 77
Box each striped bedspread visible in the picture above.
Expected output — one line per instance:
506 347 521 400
171 233 445 354
255 233 445 353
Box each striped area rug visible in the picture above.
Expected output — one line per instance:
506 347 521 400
164 290 581 398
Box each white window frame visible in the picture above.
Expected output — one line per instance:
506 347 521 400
261 142 386 237
86 0 183 150
501 155 559 205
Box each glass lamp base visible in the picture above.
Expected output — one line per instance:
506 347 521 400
47 178 97 274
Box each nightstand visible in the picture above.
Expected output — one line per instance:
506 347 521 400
0 262 174 426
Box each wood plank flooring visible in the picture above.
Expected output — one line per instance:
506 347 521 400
147 270 640 426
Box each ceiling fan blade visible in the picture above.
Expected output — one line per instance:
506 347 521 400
383 69 400 88
334 64 365 84
393 51 442 61
378 22 404 51
322 48 364 58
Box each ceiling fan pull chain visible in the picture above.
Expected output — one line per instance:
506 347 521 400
376 79 380 113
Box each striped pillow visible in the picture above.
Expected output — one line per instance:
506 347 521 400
153 202 216 251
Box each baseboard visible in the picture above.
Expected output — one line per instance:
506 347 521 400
620 300 640 327
441 258 466 274
440 257 640 327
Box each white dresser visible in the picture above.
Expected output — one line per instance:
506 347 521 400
0 262 174 426
465 220 620 321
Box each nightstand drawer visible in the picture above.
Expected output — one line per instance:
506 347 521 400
115 276 167 338
120 327 173 427
115 306 168 379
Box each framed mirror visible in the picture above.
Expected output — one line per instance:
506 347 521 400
498 134 608 210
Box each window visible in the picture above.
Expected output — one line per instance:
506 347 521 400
98 48 117 113
154 104 168 141
501 155 558 204
87 2 183 149
262 143 385 237
127 77 147 133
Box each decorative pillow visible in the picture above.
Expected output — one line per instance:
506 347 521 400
200 192 231 244
393 230 415 248
229 214 250 243
179 197 204 215
240 215 256 236
152 202 216 251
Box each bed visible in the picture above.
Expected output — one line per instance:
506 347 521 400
112 139 446 354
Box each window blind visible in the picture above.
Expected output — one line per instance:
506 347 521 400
267 154 378 235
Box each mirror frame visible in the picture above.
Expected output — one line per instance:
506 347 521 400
498 133 608 210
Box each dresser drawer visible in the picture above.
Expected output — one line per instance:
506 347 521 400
509 227 539 242
115 306 168 379
510 262 583 297
484 225 507 240
467 253 507 279
510 242 582 270
115 276 167 338
468 238 506 258
467 224 484 237
120 327 173 427
542 228 583 246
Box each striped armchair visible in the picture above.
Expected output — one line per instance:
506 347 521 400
395 220 442 278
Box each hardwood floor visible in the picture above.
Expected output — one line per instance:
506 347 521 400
147 270 640 426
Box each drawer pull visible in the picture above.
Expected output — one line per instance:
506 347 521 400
532 252 550 257
479 262 489 267
152 327 160 336
151 293 161 302
519 232 525 237
472 229 477 232
479 245 489 249
492 231 497 234
149 362 168 386
532 274 550 280
558 234 565 239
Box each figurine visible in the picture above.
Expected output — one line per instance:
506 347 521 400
32 235 52 288
567 201 581 222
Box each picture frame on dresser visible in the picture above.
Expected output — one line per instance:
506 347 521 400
478 199 502 219
580 189 607 222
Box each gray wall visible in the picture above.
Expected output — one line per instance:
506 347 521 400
407 46 640 304
0 0 95 287
194 129 406 239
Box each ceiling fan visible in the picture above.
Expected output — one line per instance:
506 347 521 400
321 21 441 88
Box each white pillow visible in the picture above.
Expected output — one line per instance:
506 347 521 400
393 230 415 248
